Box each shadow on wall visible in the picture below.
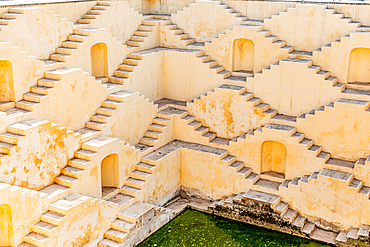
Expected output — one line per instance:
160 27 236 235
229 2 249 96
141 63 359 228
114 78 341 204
261 141 286 179
0 204 13 247
0 60 14 102
233 38 254 73
91 42 108 78
101 153 119 192
348 47 370 84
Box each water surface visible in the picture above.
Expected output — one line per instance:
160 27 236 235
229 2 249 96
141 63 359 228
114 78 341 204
138 209 331 247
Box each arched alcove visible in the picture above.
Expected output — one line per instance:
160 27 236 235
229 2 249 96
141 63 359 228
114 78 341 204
261 141 287 178
0 60 14 102
101 153 119 192
91 42 108 78
0 204 14 247
348 47 370 84
232 38 254 73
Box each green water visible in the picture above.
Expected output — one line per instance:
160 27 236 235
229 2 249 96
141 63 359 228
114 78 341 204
137 209 332 247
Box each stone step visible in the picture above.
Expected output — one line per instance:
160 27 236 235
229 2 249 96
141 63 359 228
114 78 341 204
282 208 298 223
61 166 84 179
302 222 316 235
67 158 90 170
39 184 70 204
104 228 128 243
111 218 135 233
130 170 151 181
0 141 15 154
75 128 102 143
310 228 337 245
254 178 281 191
273 201 288 215
118 202 155 224
242 190 280 208
0 131 23 145
55 174 77 187
31 221 57 237
139 136 157 146
23 232 49 246
120 185 141 198
107 193 135 212
135 162 156 173
125 177 146 189
98 238 121 247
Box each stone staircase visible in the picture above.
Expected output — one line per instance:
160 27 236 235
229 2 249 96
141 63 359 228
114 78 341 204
125 16 168 52
178 84 276 148
210 190 339 245
0 8 23 31
98 202 155 247
0 119 74 162
250 58 344 90
50 28 120 69
74 1 113 29
170 0 247 48
22 193 116 247
135 106 182 156
85 90 154 133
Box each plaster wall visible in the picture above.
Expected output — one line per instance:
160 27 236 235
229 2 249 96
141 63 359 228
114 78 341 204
312 31 370 83
263 4 359 52
46 1 97 22
100 91 158 145
204 25 289 78
180 148 242 199
0 7 73 59
280 172 370 230
60 28 126 78
297 99 370 161
140 149 181 203
246 59 342 116
0 183 48 246
228 126 325 180
0 119 79 190
88 1 142 43
172 0 243 42
188 87 271 139
143 0 194 14
45 193 118 246
124 51 164 101
225 1 295 20
33 68 107 131
0 42 43 102
163 49 224 101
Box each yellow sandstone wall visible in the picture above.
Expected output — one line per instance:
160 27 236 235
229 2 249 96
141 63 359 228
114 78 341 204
0 42 43 102
172 0 243 42
0 119 80 190
263 4 359 52
246 59 342 116
187 86 271 139
0 183 48 246
297 99 370 161
33 68 107 131
99 91 158 145
88 1 142 43
0 7 73 59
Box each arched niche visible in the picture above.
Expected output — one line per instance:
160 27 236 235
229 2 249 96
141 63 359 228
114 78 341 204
348 47 370 84
101 153 119 192
91 42 108 78
232 38 254 73
0 204 14 247
261 141 287 179
0 60 15 102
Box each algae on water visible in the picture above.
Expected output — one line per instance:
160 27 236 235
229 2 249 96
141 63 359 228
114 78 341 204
138 209 331 247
